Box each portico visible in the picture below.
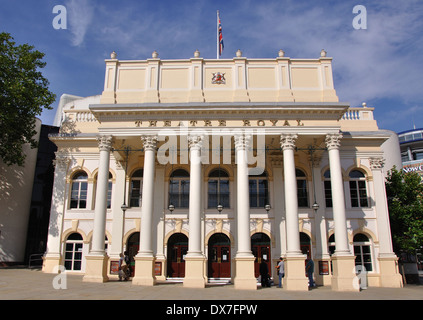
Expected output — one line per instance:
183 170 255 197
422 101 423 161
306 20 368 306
43 50 403 291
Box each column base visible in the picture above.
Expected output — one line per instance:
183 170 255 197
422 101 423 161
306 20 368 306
331 254 359 291
234 255 257 290
183 255 207 288
132 255 157 286
83 254 109 283
284 255 309 291
42 253 62 273
378 255 403 288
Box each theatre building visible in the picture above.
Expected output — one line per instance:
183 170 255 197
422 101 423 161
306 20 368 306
42 49 403 291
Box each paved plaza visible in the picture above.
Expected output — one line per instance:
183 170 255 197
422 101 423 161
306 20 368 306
0 268 422 300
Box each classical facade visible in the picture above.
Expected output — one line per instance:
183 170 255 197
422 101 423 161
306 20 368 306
42 49 403 291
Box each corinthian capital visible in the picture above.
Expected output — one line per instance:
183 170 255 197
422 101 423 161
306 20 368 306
97 135 113 152
369 157 385 170
188 134 203 150
325 133 342 150
141 135 158 151
53 151 70 171
234 133 251 151
280 134 298 150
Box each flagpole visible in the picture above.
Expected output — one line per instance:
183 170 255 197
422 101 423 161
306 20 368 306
217 10 219 60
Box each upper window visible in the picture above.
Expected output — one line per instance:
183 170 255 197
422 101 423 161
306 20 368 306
296 169 308 207
249 171 269 208
70 171 88 209
349 170 368 208
208 169 230 209
169 169 190 208
323 170 332 208
130 169 143 207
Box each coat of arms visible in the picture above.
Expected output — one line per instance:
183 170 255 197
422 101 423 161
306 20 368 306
212 72 226 84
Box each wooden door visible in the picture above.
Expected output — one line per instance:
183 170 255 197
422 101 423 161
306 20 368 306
167 233 188 278
251 233 271 278
208 233 231 278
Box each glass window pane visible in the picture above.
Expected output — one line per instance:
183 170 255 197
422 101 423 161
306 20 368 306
249 180 257 207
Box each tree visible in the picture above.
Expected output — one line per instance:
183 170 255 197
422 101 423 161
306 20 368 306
0 32 56 167
385 167 423 255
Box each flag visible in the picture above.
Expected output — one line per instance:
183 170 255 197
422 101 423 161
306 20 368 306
218 11 224 57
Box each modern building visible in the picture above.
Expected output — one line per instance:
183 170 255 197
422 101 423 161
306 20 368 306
399 128 423 176
42 49 403 291
0 119 58 266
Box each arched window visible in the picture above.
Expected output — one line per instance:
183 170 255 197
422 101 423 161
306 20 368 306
249 171 269 208
169 169 190 208
70 171 88 209
130 169 143 207
94 172 113 209
349 170 368 208
64 233 83 271
208 169 230 209
353 233 373 272
296 169 308 207
323 170 332 208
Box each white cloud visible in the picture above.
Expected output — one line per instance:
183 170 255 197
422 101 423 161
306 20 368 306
66 0 94 46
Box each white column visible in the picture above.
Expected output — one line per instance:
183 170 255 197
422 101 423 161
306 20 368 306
280 134 302 256
138 135 158 257
187 135 203 257
325 133 358 291
91 135 113 255
42 152 69 273
183 135 207 288
325 133 350 255
235 134 253 257
233 133 256 290
133 135 158 286
280 134 308 291
369 157 403 287
83 135 112 283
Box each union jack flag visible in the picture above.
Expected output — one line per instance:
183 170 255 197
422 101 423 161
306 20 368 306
218 12 224 56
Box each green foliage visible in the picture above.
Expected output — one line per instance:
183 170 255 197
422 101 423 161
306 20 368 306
386 167 423 255
0 32 56 166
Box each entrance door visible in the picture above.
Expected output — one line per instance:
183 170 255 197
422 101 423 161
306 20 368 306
251 233 271 278
167 233 188 278
127 232 140 277
208 233 231 278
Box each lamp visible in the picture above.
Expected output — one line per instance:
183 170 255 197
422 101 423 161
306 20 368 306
309 145 319 213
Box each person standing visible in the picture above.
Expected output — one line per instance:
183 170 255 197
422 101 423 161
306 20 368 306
276 257 285 288
306 258 315 288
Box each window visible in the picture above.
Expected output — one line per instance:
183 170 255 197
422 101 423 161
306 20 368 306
249 172 269 208
349 170 368 208
169 169 190 208
296 169 308 207
353 233 373 272
94 172 113 209
130 169 143 207
64 233 83 271
208 169 230 209
323 170 332 208
70 171 88 209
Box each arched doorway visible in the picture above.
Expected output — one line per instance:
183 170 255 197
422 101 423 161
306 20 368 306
64 233 83 271
167 233 188 278
127 232 139 277
300 232 312 259
251 233 271 278
208 233 231 279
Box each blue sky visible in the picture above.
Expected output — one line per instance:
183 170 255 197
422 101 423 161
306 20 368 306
1 0 422 133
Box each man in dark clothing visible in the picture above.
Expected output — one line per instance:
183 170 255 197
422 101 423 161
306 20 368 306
260 260 270 287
